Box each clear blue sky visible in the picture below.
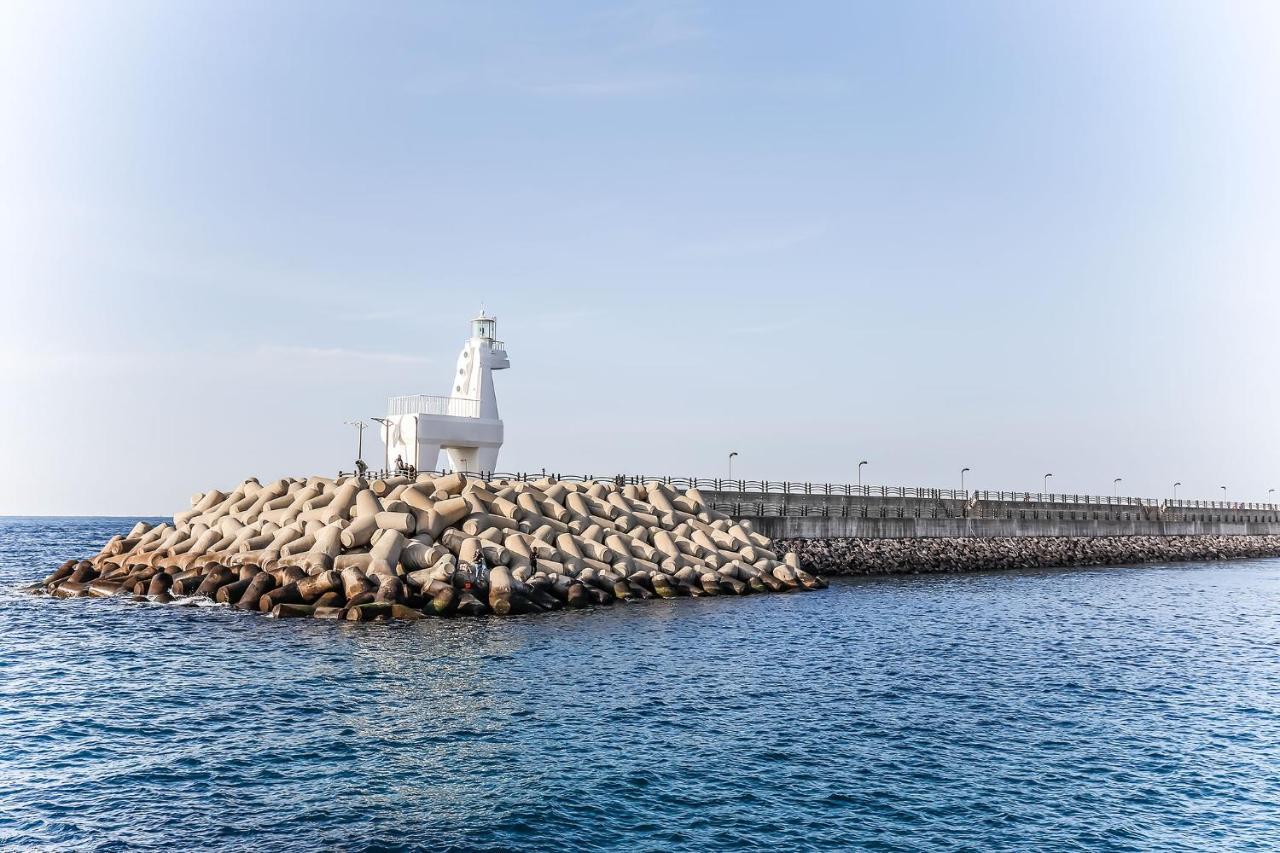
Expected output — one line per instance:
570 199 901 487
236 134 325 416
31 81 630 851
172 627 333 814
3 1 1278 515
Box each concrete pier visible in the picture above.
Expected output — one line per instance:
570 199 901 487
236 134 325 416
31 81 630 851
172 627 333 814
702 489 1280 539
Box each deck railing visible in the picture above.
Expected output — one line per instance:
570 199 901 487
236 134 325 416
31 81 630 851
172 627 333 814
386 395 480 418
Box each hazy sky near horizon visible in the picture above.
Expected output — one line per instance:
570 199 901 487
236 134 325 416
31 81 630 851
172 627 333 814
3 1 1279 515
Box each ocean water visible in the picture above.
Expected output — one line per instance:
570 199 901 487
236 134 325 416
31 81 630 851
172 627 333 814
2 517 1279 852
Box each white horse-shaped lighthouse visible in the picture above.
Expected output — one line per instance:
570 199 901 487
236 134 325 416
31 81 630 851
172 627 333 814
380 312 510 474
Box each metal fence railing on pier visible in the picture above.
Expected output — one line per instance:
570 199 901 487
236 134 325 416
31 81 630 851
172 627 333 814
330 468 1280 515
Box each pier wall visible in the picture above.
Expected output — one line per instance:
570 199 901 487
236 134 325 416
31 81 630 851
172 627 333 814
736 515 1280 539
704 490 1280 539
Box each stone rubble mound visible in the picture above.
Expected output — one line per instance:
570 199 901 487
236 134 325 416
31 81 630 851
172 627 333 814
780 534 1280 575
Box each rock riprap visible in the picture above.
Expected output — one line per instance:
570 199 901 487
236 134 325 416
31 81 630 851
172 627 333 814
31 474 825 621
780 534 1280 575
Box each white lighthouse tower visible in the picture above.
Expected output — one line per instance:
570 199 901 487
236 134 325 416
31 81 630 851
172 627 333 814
380 311 510 474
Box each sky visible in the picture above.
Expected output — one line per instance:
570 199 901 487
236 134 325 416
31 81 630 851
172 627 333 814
2 0 1279 515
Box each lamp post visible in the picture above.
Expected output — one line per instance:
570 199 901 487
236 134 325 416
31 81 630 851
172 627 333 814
344 420 367 472
1220 485 1227 504
858 460 868 490
1269 488 1275 507
1113 477 1122 498
1173 481 1181 500
1043 473 1053 494
728 451 738 480
370 417 392 474
961 467 970 493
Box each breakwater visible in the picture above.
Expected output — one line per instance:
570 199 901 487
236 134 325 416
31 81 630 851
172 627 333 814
780 534 1280 575
30 474 825 621
30 469 1280 619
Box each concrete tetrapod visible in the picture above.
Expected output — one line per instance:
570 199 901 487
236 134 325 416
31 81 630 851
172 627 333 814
31 473 824 622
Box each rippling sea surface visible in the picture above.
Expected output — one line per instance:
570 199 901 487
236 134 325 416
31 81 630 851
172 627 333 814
3 517 1280 852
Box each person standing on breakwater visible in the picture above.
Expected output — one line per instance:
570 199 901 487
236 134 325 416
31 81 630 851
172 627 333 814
393 454 416 477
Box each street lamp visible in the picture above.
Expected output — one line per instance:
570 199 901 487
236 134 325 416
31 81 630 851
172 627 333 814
1043 473 1053 494
1113 477 1123 498
728 451 739 480
1220 485 1227 503
961 467 970 493
858 460 868 490
1173 481 1181 500
370 417 392 474
344 420 367 473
